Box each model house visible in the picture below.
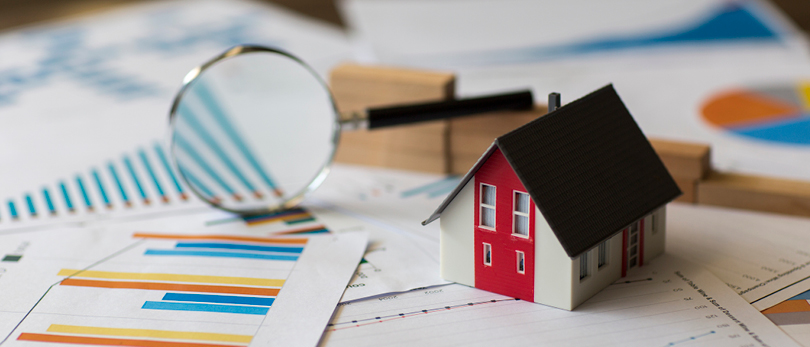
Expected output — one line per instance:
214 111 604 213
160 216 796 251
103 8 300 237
422 85 681 310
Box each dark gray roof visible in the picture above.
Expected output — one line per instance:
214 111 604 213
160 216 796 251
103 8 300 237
423 84 681 258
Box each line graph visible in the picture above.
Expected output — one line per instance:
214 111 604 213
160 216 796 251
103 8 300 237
322 255 799 347
328 297 519 331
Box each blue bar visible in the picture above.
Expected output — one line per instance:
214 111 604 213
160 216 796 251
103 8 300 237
174 133 238 198
154 143 186 197
193 82 280 191
175 242 303 254
59 181 74 212
25 194 36 217
144 249 298 261
177 104 260 196
178 165 217 201
138 149 166 201
123 155 148 203
108 163 131 206
162 293 274 307
92 169 111 208
401 176 461 198
76 175 93 210
789 290 810 301
42 188 56 215
7 200 18 219
141 301 268 315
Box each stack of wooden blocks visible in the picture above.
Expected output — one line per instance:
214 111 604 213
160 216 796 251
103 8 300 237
329 64 810 217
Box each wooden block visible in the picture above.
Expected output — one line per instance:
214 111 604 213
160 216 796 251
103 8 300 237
697 171 810 217
673 178 697 203
648 138 711 180
330 63 455 111
330 64 455 172
447 105 546 174
449 105 546 135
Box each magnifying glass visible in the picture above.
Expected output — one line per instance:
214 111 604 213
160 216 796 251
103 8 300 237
169 45 533 215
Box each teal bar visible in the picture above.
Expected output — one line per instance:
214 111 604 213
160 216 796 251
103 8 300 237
42 188 56 215
59 181 74 212
123 155 148 203
25 194 36 217
108 163 131 207
154 143 186 198
92 169 111 208
76 175 93 211
7 200 18 219
139 149 167 201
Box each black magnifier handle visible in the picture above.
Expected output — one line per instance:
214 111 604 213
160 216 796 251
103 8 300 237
365 90 534 129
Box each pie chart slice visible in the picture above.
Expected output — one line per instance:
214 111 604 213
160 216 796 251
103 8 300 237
701 83 810 145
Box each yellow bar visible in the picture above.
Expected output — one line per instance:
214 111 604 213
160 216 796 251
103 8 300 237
57 269 284 287
799 82 810 109
46 324 252 344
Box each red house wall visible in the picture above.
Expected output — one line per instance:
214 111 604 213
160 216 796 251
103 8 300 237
474 148 535 301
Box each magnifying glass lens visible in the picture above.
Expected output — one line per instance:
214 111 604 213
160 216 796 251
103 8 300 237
171 50 338 214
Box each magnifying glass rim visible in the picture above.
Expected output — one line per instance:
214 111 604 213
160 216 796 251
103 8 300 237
168 44 341 215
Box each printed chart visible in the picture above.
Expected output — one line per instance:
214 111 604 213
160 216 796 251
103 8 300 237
701 82 810 145
0 222 366 347
666 204 810 308
0 142 206 233
762 289 810 346
321 254 799 347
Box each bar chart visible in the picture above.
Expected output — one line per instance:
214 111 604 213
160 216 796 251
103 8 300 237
0 220 366 347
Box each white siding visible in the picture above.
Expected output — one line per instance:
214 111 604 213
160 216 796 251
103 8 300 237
570 232 623 309
439 180 475 287
643 207 667 262
533 206 573 310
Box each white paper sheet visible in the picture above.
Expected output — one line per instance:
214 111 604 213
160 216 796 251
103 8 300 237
667 203 810 309
321 254 799 347
0 0 351 230
0 219 366 347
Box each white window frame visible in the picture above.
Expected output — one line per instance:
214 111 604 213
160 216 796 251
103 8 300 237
512 190 531 238
598 240 609 269
579 251 590 281
516 251 525 274
479 183 496 231
651 213 658 234
483 243 492 266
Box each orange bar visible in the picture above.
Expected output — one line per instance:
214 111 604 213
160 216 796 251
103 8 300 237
18 333 244 347
60 278 279 296
132 233 307 245
762 299 810 315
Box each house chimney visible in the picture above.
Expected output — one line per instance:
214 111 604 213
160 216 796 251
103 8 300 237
548 92 560 113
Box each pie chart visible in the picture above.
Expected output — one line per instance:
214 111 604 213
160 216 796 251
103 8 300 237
701 83 810 145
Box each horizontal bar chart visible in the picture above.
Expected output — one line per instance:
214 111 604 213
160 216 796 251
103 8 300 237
174 242 303 254
132 232 308 245
57 269 284 287
144 249 299 261
45 324 252 344
60 278 280 296
162 293 275 307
